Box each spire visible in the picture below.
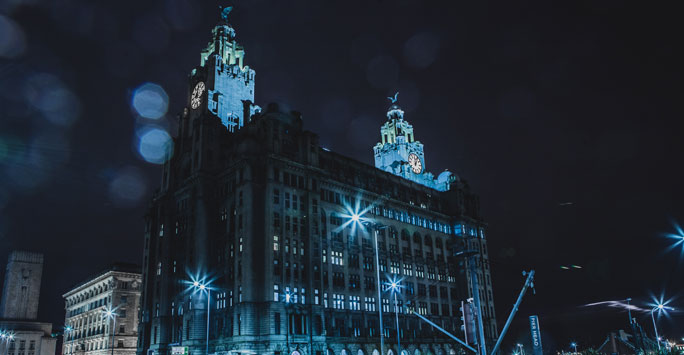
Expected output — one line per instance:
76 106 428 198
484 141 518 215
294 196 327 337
200 6 243 68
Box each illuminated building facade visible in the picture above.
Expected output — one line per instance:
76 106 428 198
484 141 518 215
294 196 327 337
137 9 497 355
62 265 142 355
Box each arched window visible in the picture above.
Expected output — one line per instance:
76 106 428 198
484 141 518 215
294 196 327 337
424 235 433 247
413 232 422 246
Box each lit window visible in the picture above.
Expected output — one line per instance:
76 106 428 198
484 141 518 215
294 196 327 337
273 284 279 302
331 251 343 266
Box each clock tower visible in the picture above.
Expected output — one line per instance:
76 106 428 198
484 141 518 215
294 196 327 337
187 7 259 132
373 94 455 191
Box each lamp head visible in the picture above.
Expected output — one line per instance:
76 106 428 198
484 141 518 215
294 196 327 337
199 284 206 290
193 281 200 287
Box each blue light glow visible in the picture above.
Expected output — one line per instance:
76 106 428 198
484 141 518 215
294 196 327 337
137 127 173 164
649 294 675 319
664 222 684 259
184 270 217 295
335 197 378 235
131 83 169 119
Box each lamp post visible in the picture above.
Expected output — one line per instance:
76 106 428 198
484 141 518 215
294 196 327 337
650 303 674 351
389 280 402 355
0 331 6 355
64 326 74 355
1 332 15 355
190 280 211 355
348 211 386 355
570 342 577 354
103 308 117 355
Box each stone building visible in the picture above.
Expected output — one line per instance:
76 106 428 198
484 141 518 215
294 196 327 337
0 251 57 355
137 9 497 355
62 264 142 355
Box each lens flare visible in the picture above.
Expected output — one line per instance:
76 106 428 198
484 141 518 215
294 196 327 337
131 83 169 119
137 126 173 164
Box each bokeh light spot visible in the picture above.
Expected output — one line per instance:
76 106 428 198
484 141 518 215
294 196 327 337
137 127 173 164
0 15 26 58
132 83 169 119
403 32 440 69
108 167 146 207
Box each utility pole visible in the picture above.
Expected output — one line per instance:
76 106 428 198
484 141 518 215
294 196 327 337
469 256 487 355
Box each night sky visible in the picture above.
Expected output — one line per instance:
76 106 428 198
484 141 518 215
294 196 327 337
1 0 683 352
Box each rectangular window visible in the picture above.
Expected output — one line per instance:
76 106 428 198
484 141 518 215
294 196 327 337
273 189 280 204
331 251 343 265
285 193 290 208
274 312 281 335
273 284 279 301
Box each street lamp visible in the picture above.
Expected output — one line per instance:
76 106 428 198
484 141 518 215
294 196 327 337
570 342 578 354
388 278 402 355
64 325 74 355
102 307 118 355
1 332 15 355
516 343 523 355
651 303 674 350
343 207 386 355
189 278 212 355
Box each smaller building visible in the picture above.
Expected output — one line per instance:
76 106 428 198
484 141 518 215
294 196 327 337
62 264 142 355
0 251 57 355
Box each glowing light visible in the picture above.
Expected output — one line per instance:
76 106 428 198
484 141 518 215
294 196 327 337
102 306 118 319
185 272 215 295
131 83 169 119
285 293 291 303
137 126 173 164
664 222 684 259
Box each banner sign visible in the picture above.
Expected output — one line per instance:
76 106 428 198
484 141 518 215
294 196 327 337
529 315 543 355
171 347 188 355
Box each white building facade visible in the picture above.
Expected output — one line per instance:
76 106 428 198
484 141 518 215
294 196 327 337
63 265 142 355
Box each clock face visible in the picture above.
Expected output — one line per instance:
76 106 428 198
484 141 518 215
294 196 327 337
408 153 422 174
191 81 205 109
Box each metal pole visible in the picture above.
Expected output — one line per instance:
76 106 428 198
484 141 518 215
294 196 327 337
394 291 401 355
111 316 116 355
489 270 535 355
374 227 384 355
206 289 211 355
651 308 660 350
469 256 487 355
410 310 477 353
